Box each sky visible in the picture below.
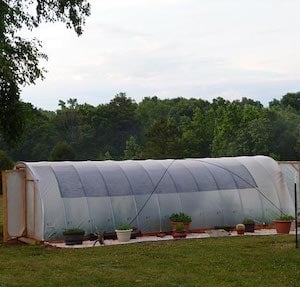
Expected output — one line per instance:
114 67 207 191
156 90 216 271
21 0 300 110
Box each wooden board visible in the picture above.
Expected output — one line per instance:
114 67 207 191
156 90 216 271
2 171 8 242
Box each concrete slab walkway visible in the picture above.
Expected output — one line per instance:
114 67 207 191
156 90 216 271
46 229 295 249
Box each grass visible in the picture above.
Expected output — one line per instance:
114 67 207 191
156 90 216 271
1 195 300 287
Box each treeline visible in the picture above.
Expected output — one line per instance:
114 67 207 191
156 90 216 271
1 92 300 162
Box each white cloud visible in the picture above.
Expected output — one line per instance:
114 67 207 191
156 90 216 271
21 0 300 109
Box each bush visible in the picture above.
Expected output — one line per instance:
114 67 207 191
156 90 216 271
0 150 14 194
49 142 76 161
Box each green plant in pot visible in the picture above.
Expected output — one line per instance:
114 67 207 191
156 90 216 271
242 218 255 233
274 215 294 234
63 228 85 245
236 224 245 235
172 223 187 239
115 224 133 242
169 212 192 232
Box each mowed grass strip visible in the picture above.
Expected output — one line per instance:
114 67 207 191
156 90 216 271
1 195 300 287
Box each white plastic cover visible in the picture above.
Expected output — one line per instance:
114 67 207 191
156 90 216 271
17 156 294 240
6 170 25 239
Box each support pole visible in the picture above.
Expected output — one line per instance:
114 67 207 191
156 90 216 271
295 182 298 249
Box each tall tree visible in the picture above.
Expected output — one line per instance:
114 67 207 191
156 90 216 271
181 107 215 158
124 136 141 160
270 92 300 112
0 0 90 143
105 93 139 157
143 119 183 159
49 141 76 161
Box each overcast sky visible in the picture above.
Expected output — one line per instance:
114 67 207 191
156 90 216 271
21 0 300 110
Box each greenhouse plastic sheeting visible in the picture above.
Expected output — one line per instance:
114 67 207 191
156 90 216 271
11 156 295 241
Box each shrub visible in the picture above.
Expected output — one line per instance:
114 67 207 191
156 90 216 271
49 142 75 161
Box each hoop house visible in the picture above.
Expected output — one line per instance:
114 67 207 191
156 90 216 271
2 156 294 242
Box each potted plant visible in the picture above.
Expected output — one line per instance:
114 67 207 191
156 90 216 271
274 215 294 234
236 224 245 235
169 212 192 232
172 223 187 239
115 224 133 242
242 218 255 233
63 228 85 245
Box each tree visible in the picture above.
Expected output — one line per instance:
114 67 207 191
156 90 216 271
0 149 14 193
49 142 76 161
55 98 80 144
98 151 112 161
181 107 215 158
143 119 183 159
0 0 90 143
104 93 139 157
10 102 57 161
124 136 141 160
269 92 300 112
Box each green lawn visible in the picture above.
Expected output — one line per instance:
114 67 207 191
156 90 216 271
1 195 300 287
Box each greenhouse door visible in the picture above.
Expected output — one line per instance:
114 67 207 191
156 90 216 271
3 169 26 242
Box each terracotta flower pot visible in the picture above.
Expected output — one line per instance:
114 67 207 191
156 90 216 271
171 222 191 232
237 229 245 235
172 231 187 239
274 220 292 234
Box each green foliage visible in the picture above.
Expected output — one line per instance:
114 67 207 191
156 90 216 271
0 150 14 193
169 212 192 223
236 224 245 230
270 92 300 112
277 215 295 221
0 92 300 162
49 142 76 161
124 136 141 160
143 119 183 159
116 224 132 230
98 151 112 161
174 224 185 232
0 0 90 143
0 150 14 171
243 218 255 224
